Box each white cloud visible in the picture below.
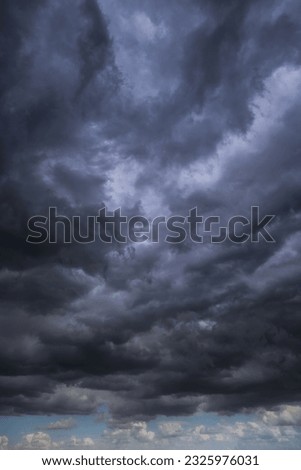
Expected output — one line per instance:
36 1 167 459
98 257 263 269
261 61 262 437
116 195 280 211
0 435 8 450
16 432 95 450
192 425 211 441
132 422 155 442
261 405 301 426
18 432 53 449
70 436 95 448
46 417 76 430
104 421 155 446
159 421 183 437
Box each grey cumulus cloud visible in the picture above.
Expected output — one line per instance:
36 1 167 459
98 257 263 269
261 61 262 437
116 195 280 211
0 0 301 436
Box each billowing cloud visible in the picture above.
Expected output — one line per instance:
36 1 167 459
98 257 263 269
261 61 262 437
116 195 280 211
17 432 53 450
261 405 301 427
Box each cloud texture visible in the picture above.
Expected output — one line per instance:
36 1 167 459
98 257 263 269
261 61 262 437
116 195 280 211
1 0 301 448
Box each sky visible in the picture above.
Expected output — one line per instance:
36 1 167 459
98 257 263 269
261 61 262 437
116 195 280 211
0 0 301 450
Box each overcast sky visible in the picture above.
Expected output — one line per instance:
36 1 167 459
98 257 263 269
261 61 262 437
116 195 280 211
1 0 301 449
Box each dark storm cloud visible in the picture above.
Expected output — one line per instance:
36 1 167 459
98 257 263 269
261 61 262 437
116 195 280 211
0 0 120 272
1 0 301 423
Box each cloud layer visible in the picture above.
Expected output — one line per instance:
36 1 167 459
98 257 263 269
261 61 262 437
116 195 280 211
1 0 301 447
